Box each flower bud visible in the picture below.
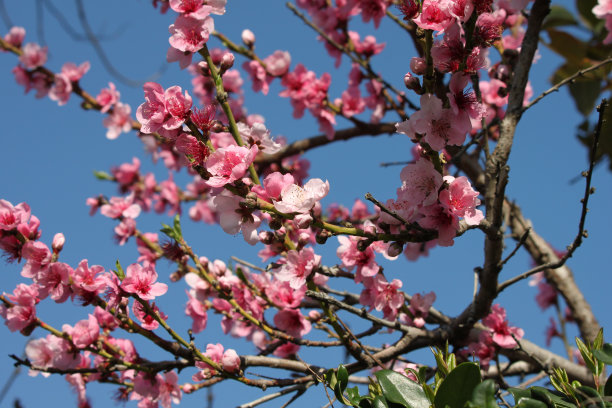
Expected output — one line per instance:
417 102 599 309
403 72 422 92
222 349 241 373
308 310 322 321
241 29 255 48
410 57 426 75
294 214 313 229
52 232 65 252
220 52 235 71
387 242 403 258
315 230 330 245
357 238 372 252
269 217 283 230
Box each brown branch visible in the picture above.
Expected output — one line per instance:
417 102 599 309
255 122 397 164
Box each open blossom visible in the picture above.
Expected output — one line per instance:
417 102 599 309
337 235 379 283
169 0 225 18
397 158 443 207
439 176 483 225
19 43 47 69
136 83 192 134
100 194 141 219
3 26 25 48
274 308 311 337
237 122 282 154
168 15 214 53
275 247 321 289
482 304 524 348
96 82 120 113
121 263 168 300
360 275 404 320
273 178 329 214
103 102 132 139
66 314 99 349
0 199 31 231
205 144 258 188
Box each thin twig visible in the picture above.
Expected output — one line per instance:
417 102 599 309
498 227 531 268
522 58 612 112
498 99 607 292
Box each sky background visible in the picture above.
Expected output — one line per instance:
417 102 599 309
0 1 610 407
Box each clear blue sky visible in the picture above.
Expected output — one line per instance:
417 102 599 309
0 1 610 407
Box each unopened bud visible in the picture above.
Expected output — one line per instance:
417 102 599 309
244 192 258 208
211 120 224 133
315 230 331 245
403 72 422 92
308 310 322 321
52 233 65 252
220 52 235 71
410 57 426 75
298 232 311 247
387 242 403 258
356 238 372 252
294 214 313 229
269 217 283 230
197 61 210 75
242 29 256 48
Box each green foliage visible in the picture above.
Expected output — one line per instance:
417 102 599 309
161 214 183 241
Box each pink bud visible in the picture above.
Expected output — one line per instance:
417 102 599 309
403 72 421 92
52 233 65 252
308 310 321 321
241 29 255 47
294 214 313 229
182 384 194 394
221 349 241 373
221 52 235 70
410 57 426 75
386 242 403 258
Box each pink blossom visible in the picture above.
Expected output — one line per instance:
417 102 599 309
275 247 321 289
170 0 215 19
253 171 295 202
21 241 51 278
72 259 107 297
61 61 90 82
157 371 182 408
414 0 454 31
340 86 366 117
439 176 483 225
185 291 208 333
410 93 471 151
25 337 54 376
100 194 141 219
19 43 48 69
69 314 100 348
348 32 385 57
237 122 282 154
243 60 271 95
37 262 72 302
274 308 311 337
357 0 389 28
535 281 557 310
114 218 136 245
273 178 330 214
264 280 306 309
264 50 291 76
136 83 192 133
132 299 167 330
337 236 379 283
168 15 214 53
93 306 119 330
205 144 258 187
467 331 496 369
49 73 72 106
241 29 255 46
193 343 224 379
360 275 404 320
0 199 31 231
482 304 524 348
121 263 168 300
96 82 120 113
397 159 443 207
273 342 300 358
406 292 436 328
3 26 25 48
103 102 132 139
221 349 241 373
418 203 459 247
210 193 261 245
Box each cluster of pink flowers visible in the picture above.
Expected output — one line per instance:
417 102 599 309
166 0 226 68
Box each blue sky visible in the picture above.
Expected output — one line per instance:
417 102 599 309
0 1 610 407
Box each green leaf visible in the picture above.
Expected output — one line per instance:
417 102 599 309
576 337 597 375
114 260 125 280
568 79 602 116
173 214 182 238
470 380 499 408
338 365 349 391
545 30 588 64
160 223 177 241
373 396 390 408
593 344 612 365
509 388 532 404
575 385 604 408
93 170 113 181
434 363 482 408
515 397 548 408
374 370 430 408
347 386 364 407
530 387 577 408
543 5 579 30
604 374 612 396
